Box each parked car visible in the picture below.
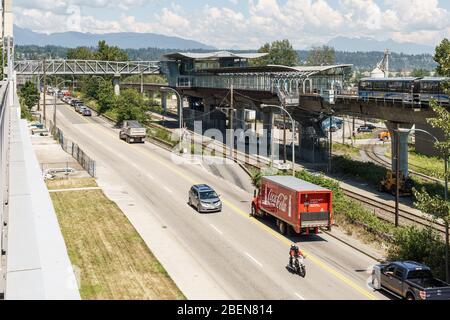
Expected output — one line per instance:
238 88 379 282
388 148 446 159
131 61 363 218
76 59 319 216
372 261 450 300
82 108 92 116
357 126 373 133
65 97 73 104
70 99 82 107
75 105 86 113
188 185 222 213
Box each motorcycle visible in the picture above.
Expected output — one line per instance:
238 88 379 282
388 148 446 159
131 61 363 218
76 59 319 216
288 255 306 278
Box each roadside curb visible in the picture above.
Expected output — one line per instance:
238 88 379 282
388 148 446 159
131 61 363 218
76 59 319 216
322 229 385 263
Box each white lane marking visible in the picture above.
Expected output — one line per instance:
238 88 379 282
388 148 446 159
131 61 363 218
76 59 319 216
210 224 223 235
294 292 305 300
244 252 263 268
163 186 173 194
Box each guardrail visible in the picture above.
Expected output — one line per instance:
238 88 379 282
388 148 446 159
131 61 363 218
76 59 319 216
0 80 10 298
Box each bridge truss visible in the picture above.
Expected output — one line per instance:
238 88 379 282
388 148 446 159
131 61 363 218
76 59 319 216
14 60 161 76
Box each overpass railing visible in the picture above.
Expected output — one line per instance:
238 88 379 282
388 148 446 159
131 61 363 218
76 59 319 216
14 60 161 76
176 73 338 95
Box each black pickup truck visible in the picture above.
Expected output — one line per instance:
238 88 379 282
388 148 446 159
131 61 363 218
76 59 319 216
372 261 450 300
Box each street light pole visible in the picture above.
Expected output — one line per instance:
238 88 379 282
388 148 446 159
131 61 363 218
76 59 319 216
160 87 183 152
261 104 296 177
53 80 72 132
395 125 400 228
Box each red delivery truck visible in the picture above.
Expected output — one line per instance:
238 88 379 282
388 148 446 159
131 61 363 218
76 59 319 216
251 176 333 235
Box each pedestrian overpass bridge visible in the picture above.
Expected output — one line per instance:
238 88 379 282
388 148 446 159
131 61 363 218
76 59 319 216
14 59 160 76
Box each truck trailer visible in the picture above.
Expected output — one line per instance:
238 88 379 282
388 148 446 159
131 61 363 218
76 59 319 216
251 176 333 235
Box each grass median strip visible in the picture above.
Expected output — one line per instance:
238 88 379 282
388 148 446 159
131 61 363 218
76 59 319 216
47 179 184 300
46 178 98 190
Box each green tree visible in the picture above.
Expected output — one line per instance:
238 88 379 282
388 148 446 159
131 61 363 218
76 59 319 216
19 81 39 110
412 39 450 281
97 80 115 115
114 89 148 124
82 77 102 100
434 38 450 76
410 69 431 77
306 46 336 66
252 40 299 66
95 40 128 61
66 47 95 60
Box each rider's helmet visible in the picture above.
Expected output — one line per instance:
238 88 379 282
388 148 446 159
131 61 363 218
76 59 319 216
290 244 299 251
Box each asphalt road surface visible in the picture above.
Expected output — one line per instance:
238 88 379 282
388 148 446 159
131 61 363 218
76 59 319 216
47 100 389 300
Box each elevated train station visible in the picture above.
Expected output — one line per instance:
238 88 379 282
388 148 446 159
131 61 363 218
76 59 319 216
15 51 449 175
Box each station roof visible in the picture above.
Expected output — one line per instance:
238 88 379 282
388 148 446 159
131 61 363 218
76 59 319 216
200 64 353 75
164 51 268 61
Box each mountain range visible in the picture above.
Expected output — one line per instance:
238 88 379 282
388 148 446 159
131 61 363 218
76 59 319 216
326 36 435 55
14 26 436 55
13 25 216 50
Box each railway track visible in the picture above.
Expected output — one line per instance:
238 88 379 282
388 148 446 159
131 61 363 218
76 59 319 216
342 188 446 235
363 143 443 184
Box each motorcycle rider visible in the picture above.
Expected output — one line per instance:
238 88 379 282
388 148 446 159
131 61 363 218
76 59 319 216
289 244 305 268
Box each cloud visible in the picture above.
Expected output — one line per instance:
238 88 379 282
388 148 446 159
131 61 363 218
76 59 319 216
12 0 450 49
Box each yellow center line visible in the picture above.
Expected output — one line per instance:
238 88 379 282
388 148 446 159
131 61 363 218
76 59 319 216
78 112 378 300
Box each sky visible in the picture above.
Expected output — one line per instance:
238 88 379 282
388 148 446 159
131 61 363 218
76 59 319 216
12 0 450 49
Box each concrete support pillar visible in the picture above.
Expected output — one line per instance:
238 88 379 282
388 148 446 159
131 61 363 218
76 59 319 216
113 75 120 96
203 103 211 131
262 111 274 159
161 91 167 113
202 98 217 132
387 122 412 177
235 107 246 131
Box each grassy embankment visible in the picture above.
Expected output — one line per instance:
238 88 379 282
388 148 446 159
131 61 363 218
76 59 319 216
48 178 184 300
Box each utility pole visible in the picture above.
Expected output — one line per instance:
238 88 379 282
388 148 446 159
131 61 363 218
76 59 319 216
283 112 287 163
445 152 449 283
229 85 234 158
328 116 333 173
342 116 346 145
43 58 47 125
395 125 400 227
140 72 144 97
36 77 41 111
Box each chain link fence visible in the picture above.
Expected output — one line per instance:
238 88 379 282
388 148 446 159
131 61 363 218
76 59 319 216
50 122 96 177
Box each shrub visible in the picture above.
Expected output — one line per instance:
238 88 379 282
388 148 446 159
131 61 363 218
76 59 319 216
332 155 387 185
388 226 446 280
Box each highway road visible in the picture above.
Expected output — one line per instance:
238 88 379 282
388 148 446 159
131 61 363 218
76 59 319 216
46 99 389 300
